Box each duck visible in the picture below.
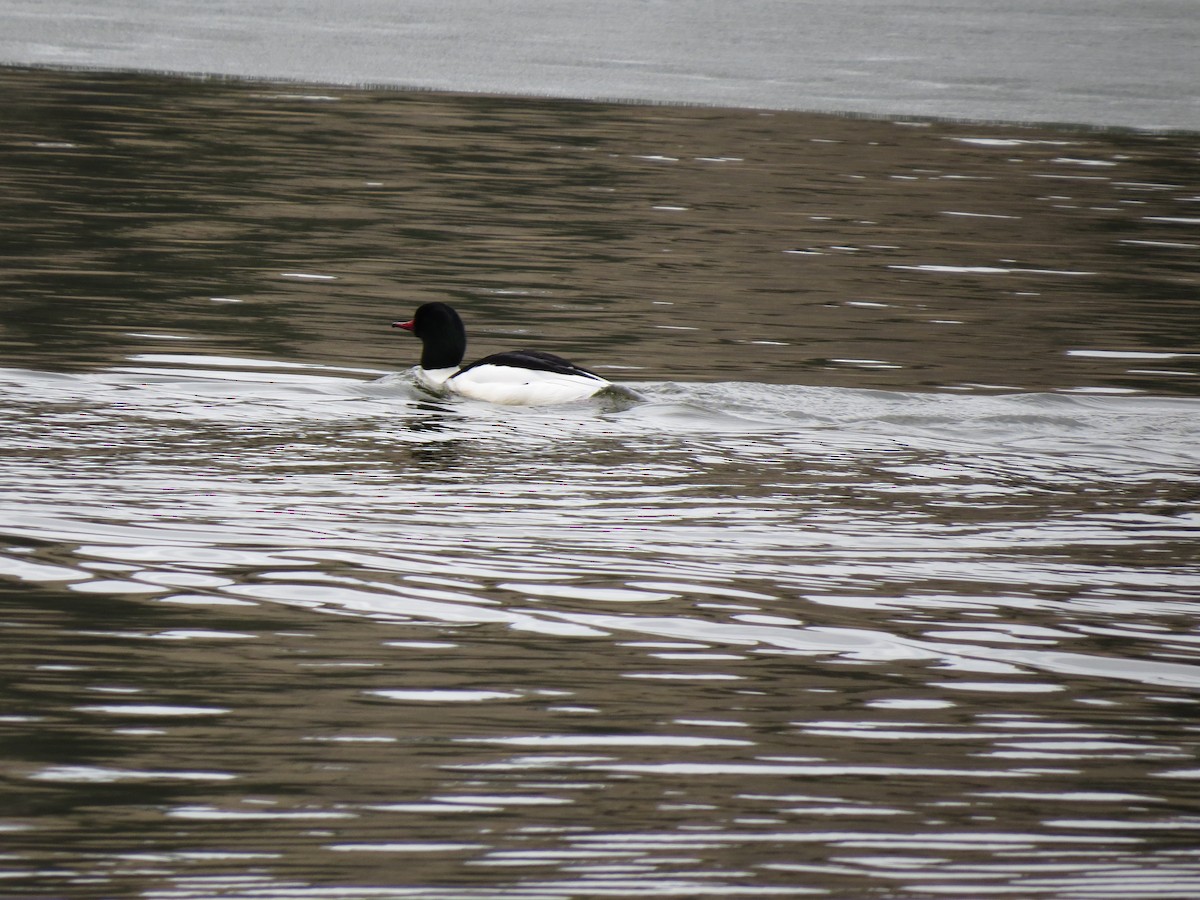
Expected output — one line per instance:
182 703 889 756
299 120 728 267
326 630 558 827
392 302 613 405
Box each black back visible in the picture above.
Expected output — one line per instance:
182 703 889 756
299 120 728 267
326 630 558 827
459 349 605 381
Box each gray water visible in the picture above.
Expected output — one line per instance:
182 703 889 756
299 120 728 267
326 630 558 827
2 66 1200 899
4 0 1200 131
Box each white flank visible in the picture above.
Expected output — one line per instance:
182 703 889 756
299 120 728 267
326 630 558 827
449 364 608 406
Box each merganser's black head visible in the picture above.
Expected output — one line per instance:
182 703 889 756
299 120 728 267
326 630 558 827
392 302 467 369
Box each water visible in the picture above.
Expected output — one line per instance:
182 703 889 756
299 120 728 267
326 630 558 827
1 66 1199 899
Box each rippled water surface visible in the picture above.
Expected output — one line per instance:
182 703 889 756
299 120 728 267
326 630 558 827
2 67 1200 899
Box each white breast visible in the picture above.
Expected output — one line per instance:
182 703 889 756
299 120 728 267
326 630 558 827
412 366 459 393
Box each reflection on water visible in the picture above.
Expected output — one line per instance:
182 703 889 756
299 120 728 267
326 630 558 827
1 66 1200 899
2 67 1199 394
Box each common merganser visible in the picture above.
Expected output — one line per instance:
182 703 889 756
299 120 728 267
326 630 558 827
393 302 612 405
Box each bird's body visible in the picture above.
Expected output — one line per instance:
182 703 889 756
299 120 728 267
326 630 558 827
393 303 611 406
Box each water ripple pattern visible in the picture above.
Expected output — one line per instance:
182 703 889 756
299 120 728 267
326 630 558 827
0 67 1199 899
